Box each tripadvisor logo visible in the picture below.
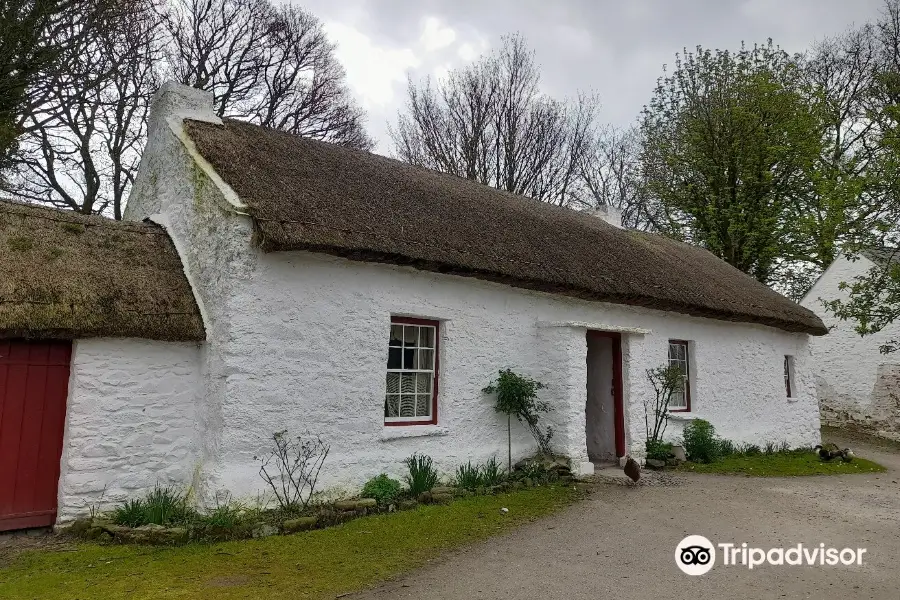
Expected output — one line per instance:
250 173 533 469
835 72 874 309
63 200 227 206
675 535 867 575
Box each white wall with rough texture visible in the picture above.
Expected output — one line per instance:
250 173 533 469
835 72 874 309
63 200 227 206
802 255 900 439
204 249 820 500
57 339 202 521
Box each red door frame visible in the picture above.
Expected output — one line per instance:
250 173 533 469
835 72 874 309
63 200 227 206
587 331 626 457
0 340 72 531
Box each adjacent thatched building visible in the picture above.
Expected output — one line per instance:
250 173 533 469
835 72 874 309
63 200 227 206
0 83 827 529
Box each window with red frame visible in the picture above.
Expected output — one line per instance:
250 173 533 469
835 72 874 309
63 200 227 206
385 317 439 425
667 340 691 411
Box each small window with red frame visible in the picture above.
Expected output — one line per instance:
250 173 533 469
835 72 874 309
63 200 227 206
385 317 439 425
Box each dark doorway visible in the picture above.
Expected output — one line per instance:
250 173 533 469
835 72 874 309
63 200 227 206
586 331 625 462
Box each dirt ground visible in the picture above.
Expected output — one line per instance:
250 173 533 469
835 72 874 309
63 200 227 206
351 431 900 600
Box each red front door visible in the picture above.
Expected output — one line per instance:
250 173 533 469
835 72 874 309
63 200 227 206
0 340 71 531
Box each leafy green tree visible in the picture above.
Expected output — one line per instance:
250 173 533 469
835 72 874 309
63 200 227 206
640 42 823 286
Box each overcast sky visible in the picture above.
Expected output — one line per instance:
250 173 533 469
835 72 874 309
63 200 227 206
289 0 884 154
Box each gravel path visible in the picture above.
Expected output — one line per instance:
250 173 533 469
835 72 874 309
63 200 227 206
351 435 900 600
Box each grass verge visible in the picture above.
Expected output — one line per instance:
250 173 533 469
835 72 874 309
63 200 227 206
676 450 886 477
0 485 578 600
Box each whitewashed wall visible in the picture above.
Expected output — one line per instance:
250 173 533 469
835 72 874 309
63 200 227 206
57 339 202 521
207 249 820 499
113 83 821 515
802 255 900 439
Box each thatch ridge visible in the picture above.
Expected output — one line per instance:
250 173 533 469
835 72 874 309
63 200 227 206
183 118 827 336
0 198 205 341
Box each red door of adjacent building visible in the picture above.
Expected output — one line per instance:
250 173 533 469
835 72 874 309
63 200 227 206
0 340 71 531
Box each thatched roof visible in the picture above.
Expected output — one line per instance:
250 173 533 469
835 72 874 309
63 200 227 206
183 118 827 336
0 199 204 341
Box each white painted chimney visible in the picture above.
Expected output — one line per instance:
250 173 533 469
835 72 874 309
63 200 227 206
146 81 220 140
592 205 623 229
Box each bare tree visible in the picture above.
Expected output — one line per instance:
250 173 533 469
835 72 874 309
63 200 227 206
163 0 372 149
578 125 662 230
0 1 117 177
10 3 160 217
390 34 598 206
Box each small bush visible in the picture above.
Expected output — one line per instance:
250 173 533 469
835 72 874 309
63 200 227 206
515 460 557 484
197 494 245 529
645 439 673 461
112 485 191 527
682 419 719 464
717 438 737 457
741 443 762 456
455 462 483 490
361 474 403 506
481 457 506 486
113 499 147 527
404 453 438 496
763 441 777 455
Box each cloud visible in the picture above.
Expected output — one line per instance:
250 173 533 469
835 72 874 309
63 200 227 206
298 0 886 152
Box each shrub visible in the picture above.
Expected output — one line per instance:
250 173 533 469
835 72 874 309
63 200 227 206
404 453 438 496
113 499 147 527
717 438 737 457
741 443 762 456
361 474 403 506
455 462 483 490
645 439 673 461
483 369 553 469
481 457 506 486
682 419 719 463
197 494 245 529
516 459 557 485
255 430 330 512
112 485 191 527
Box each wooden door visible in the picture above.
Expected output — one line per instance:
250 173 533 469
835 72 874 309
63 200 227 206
0 340 71 531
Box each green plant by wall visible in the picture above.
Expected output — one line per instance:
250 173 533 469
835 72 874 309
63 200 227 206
483 369 553 471
645 439 674 461
643 363 685 451
404 453 438 496
112 485 192 527
361 474 403 506
681 419 720 463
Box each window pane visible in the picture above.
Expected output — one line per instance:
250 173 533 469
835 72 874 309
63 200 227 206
400 373 417 394
385 395 400 417
399 394 416 417
403 325 418 346
416 394 431 417
386 372 400 394
402 347 415 369
419 326 435 348
389 325 403 347
387 347 402 369
416 373 433 393
669 390 685 409
417 349 434 370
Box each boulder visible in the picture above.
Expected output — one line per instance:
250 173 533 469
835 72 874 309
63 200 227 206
417 491 432 504
62 518 93 537
333 500 359 512
398 499 419 511
251 523 278 539
645 458 666 470
431 492 453 504
356 498 377 509
671 445 687 462
283 516 318 533
430 486 455 495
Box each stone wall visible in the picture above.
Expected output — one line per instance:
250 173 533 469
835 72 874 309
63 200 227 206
57 339 202 521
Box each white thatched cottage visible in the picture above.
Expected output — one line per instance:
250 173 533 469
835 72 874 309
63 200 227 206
802 249 900 440
0 83 826 529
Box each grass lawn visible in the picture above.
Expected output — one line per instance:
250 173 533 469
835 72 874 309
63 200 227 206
677 450 886 477
0 485 577 600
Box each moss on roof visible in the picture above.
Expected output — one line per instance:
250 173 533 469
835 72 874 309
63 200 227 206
0 199 204 341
